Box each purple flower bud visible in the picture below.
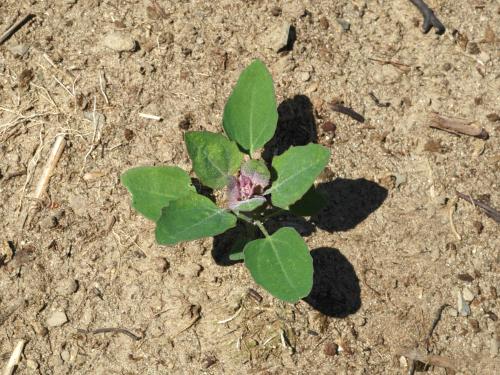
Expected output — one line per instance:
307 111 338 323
228 161 270 211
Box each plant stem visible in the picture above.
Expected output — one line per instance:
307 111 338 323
236 212 269 238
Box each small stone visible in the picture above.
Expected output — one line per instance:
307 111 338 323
486 311 498 321
399 355 408 368
336 18 351 32
457 273 474 282
321 121 336 135
46 311 68 327
319 17 329 30
298 71 311 82
323 342 338 356
33 322 48 336
467 42 480 55
270 6 282 17
153 257 170 273
486 113 500 122
40 216 58 229
8 44 29 57
201 355 217 369
462 288 474 302
265 23 292 52
457 291 471 317
103 32 137 52
442 62 452 71
60 350 70 362
56 279 79 295
448 308 458 318
124 128 134 141
179 263 203 278
26 359 39 370
473 221 484 234
478 51 490 63
468 318 480 333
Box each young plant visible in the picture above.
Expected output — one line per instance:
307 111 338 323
121 60 330 303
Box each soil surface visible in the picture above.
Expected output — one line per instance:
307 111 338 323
1 1 499 374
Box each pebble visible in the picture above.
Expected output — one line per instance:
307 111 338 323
56 279 79 295
298 71 311 82
462 287 474 302
270 6 282 17
46 311 68 327
60 350 70 362
265 23 292 52
103 32 137 52
8 44 29 57
178 263 203 278
26 359 39 370
323 342 338 356
153 257 170 273
457 291 471 317
467 42 480 55
40 215 58 229
336 18 351 32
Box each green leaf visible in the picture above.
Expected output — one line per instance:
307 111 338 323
185 131 243 189
244 227 313 302
223 59 278 154
289 187 326 216
270 144 330 209
232 196 266 212
156 192 236 245
121 166 195 221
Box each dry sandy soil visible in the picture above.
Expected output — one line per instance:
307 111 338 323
1 0 499 374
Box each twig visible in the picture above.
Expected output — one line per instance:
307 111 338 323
448 197 461 241
2 340 26 375
457 191 500 223
32 134 65 200
217 306 243 324
0 14 34 46
409 0 445 35
77 327 142 341
368 91 390 108
99 70 109 105
425 304 451 348
428 112 488 140
396 348 457 371
138 112 162 121
330 102 365 123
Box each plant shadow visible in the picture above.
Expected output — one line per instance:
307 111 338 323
313 178 388 232
303 247 361 317
262 94 317 161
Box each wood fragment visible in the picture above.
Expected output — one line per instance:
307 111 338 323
330 102 365 123
457 191 500 223
2 340 26 375
138 112 162 121
396 348 457 371
77 327 142 341
32 134 66 200
448 197 462 241
428 112 488 139
0 14 34 46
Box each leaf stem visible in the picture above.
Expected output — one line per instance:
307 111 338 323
236 212 269 238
